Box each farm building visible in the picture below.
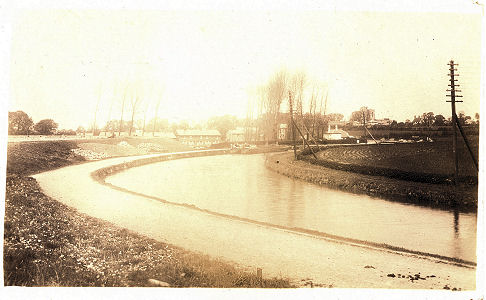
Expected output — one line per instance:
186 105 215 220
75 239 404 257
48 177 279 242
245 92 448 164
175 129 221 147
226 127 245 143
323 121 351 140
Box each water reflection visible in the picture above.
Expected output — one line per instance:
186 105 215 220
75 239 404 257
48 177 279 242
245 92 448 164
107 154 477 262
454 208 460 238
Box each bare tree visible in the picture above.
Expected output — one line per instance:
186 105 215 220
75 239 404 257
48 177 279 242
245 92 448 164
152 86 163 136
309 83 326 138
256 85 266 142
264 70 287 143
308 86 317 137
105 82 117 136
92 83 102 136
128 85 142 136
141 100 150 136
118 83 128 136
288 71 306 122
245 97 253 142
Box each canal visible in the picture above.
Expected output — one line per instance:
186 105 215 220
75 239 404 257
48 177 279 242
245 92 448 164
106 154 477 263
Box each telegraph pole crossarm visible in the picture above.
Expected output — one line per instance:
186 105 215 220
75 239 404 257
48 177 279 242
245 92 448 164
446 60 459 184
445 60 478 184
289 91 297 159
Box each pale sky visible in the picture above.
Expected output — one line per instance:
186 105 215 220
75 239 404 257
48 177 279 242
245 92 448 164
6 3 483 129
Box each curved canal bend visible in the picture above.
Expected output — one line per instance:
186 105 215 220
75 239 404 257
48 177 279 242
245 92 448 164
106 154 477 263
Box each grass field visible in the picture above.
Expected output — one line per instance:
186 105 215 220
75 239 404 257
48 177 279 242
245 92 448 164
313 139 478 184
6 141 85 176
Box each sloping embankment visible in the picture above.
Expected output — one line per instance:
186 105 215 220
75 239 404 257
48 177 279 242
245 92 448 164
265 151 477 211
91 150 229 181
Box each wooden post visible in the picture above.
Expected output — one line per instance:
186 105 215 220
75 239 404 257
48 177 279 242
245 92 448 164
446 60 462 184
289 91 297 159
455 116 479 171
292 119 318 159
362 110 367 138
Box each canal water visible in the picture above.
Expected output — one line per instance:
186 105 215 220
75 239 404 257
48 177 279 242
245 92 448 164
106 154 477 262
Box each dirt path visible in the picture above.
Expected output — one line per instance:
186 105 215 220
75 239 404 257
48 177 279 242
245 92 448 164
33 152 477 289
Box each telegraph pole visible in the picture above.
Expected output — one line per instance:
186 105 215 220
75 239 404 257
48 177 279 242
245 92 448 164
362 110 367 138
289 91 297 159
446 60 462 184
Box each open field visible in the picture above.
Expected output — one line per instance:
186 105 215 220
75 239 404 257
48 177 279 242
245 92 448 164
6 137 192 174
4 140 292 287
316 141 478 177
345 126 479 139
305 139 478 185
267 152 477 211
6 141 85 176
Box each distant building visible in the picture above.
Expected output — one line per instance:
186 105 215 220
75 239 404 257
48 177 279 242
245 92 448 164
157 131 177 139
323 121 351 140
175 129 221 147
278 124 288 140
227 127 245 143
367 118 392 126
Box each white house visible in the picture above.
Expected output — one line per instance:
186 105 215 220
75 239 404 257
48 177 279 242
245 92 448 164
323 121 351 140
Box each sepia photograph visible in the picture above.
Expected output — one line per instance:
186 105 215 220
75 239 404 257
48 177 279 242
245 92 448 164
1 0 484 299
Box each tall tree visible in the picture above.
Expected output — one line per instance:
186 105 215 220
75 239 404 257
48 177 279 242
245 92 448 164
327 113 344 122
128 95 141 136
8 111 33 135
434 114 446 126
152 86 163 136
105 83 117 136
207 115 237 140
118 84 128 136
263 70 287 142
34 119 58 135
92 83 102 136
288 72 306 120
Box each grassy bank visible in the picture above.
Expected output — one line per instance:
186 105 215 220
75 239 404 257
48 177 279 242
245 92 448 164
4 140 293 287
266 152 477 211
6 141 85 176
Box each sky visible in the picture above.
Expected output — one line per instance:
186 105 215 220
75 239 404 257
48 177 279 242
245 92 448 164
4 1 483 130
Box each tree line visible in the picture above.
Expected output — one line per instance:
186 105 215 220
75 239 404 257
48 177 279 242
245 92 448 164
8 111 61 135
245 70 342 143
348 109 479 129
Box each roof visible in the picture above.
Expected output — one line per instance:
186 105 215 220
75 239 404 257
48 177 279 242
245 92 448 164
328 121 346 126
227 127 245 135
175 129 221 136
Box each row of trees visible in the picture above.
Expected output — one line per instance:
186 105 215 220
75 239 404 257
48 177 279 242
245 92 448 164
88 78 164 137
246 70 335 142
348 111 479 129
409 112 479 127
8 111 59 135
